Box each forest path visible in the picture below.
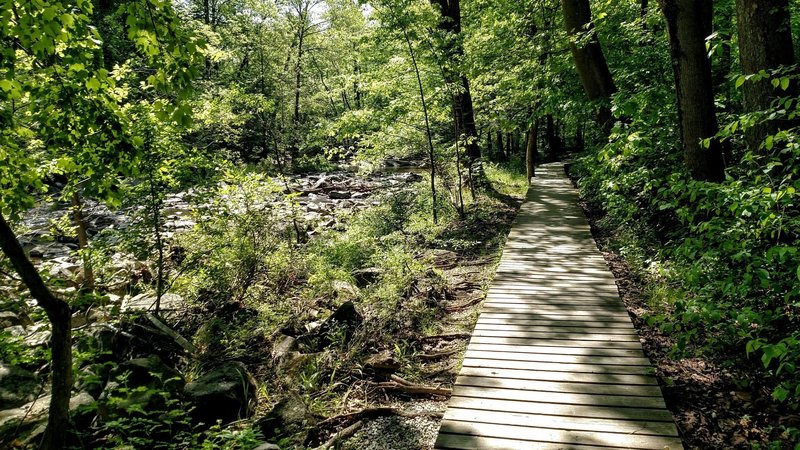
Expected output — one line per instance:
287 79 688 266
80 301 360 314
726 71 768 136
434 163 683 450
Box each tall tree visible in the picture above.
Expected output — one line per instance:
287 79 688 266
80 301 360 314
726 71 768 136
430 0 481 161
561 0 617 132
736 0 797 150
659 0 726 181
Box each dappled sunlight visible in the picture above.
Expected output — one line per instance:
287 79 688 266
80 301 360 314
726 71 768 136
434 163 683 449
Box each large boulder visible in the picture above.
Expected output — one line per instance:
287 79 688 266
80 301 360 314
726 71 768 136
184 361 256 425
0 392 93 442
256 395 317 445
98 355 184 419
299 301 363 352
0 364 38 409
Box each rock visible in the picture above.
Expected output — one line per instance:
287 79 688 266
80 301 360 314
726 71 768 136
3 325 26 338
99 355 184 419
301 301 363 351
400 172 424 183
352 267 383 287
252 444 280 450
332 280 359 299
364 351 401 372
121 293 185 313
0 392 93 438
76 363 112 399
23 329 51 347
328 190 352 199
256 394 317 444
271 335 298 363
112 355 184 392
0 311 22 328
0 364 39 409
184 361 257 425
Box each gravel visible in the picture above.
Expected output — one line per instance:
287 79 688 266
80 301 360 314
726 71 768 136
341 401 446 450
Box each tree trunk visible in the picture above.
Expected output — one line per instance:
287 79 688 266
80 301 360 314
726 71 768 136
495 131 504 161
526 121 538 183
70 191 94 290
0 213 72 450
546 115 560 159
561 0 617 132
404 30 438 224
736 0 796 151
431 0 481 161
659 0 726 181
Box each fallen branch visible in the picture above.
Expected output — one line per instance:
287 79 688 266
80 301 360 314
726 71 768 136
443 296 483 312
145 312 198 355
372 381 452 396
419 333 471 342
313 420 364 450
417 349 460 361
316 406 443 431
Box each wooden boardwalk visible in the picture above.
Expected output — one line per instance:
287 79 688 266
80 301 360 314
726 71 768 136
434 163 683 450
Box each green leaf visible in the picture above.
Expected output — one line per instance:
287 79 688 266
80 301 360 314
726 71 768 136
735 75 746 88
780 77 790 91
765 135 774 150
85 77 100 91
0 79 11 92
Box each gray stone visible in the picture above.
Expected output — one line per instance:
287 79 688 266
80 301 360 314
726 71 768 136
0 364 39 409
328 190 352 199
184 361 257 425
256 394 316 444
0 311 22 328
0 392 93 438
271 335 298 363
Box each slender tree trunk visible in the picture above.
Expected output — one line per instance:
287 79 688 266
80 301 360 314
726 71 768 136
404 30 438 224
431 0 481 161
526 121 538 183
0 213 72 450
495 132 504 161
736 0 797 151
561 0 618 132
70 191 94 290
659 0 726 181
546 115 560 159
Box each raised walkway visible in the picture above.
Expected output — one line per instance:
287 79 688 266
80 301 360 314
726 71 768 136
434 163 683 449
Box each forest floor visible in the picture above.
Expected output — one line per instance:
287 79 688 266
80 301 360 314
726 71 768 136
317 172 526 450
576 187 790 449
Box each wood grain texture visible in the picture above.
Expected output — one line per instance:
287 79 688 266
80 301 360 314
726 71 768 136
434 163 683 449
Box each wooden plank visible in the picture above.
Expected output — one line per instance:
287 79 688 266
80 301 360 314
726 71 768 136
476 316 635 328
481 302 628 314
480 305 628 317
460 366 658 386
444 408 677 436
471 329 642 342
468 335 645 349
454 376 664 397
473 323 637 335
476 311 633 323
438 420 684 449
435 432 617 450
446 396 674 422
463 350 651 366
465 342 644 358
462 358 653 375
452 385 666 409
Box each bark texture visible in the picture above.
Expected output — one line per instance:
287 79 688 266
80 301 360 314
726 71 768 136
736 0 796 150
659 0 726 181
526 122 538 183
0 214 72 449
561 0 617 131
431 0 481 161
